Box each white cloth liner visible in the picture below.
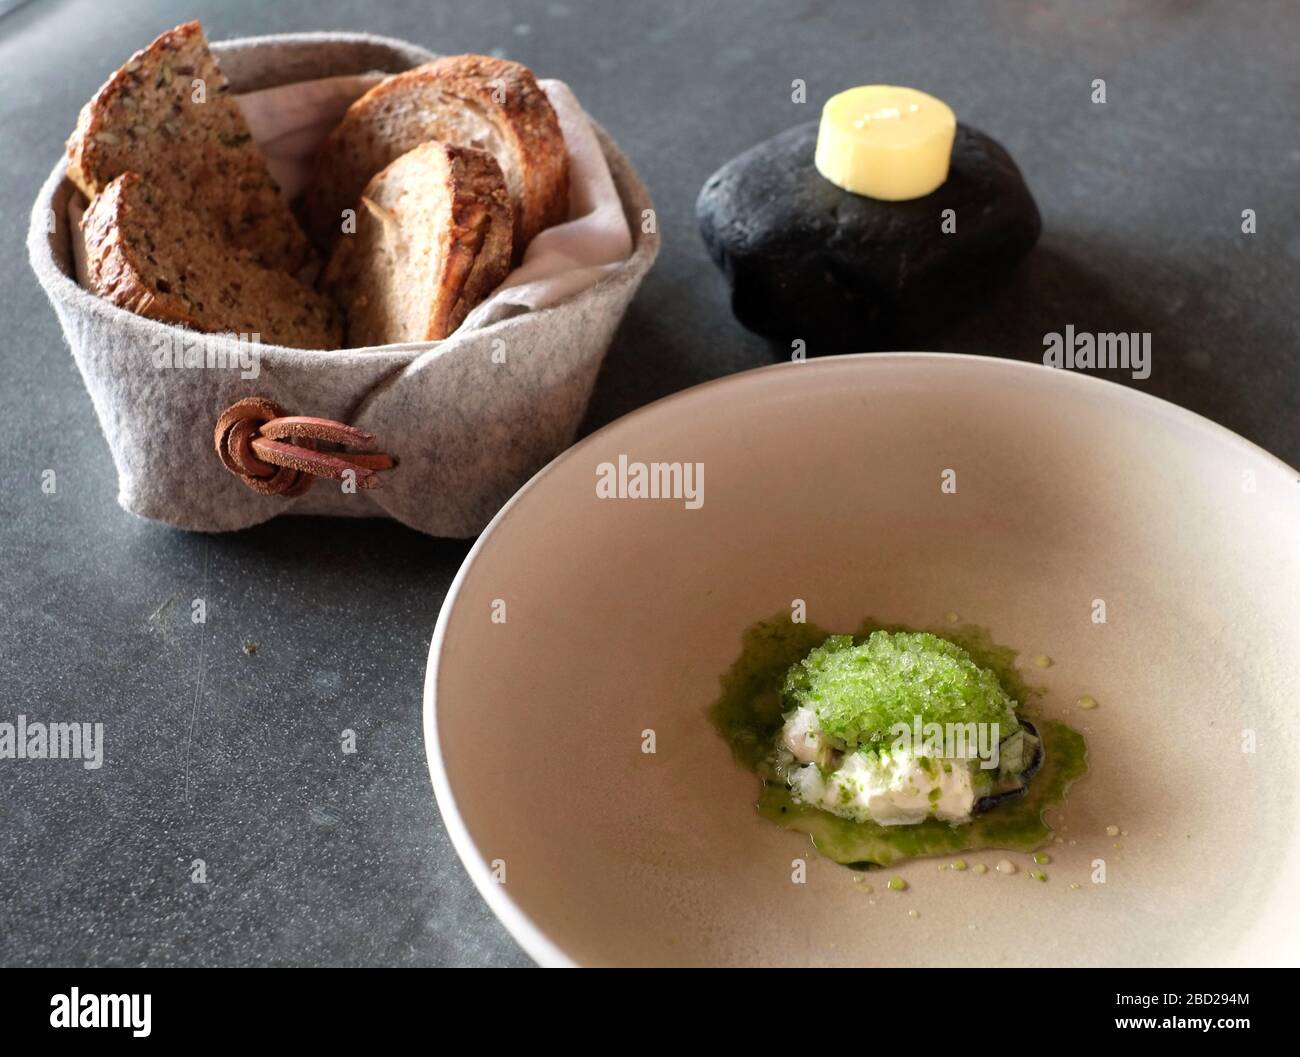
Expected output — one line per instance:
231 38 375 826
70 73 633 340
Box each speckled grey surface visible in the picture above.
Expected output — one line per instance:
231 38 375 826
1 0 1296 968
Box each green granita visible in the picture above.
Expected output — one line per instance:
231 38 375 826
781 631 1018 752
709 614 1090 867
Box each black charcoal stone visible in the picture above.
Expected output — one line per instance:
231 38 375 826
697 121 1042 351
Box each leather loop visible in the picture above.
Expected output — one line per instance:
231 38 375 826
213 398 396 497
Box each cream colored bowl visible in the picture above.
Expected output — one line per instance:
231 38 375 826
424 353 1300 967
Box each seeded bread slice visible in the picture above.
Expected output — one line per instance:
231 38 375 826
82 172 342 350
302 54 567 258
319 141 514 347
66 20 310 273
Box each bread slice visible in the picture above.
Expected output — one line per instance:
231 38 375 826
319 141 514 347
302 54 567 258
82 172 342 350
66 20 310 273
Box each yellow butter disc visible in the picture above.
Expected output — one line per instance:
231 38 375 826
814 85 956 201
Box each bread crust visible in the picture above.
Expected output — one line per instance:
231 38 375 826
302 54 567 258
320 142 514 345
82 172 342 349
439 145 517 337
66 20 310 273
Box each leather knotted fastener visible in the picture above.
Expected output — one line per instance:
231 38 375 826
214 397 396 497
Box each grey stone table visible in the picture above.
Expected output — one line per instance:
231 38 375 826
1 0 1295 967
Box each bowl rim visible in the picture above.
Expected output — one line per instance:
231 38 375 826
421 350 1299 967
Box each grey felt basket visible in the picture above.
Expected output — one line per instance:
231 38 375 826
27 31 658 537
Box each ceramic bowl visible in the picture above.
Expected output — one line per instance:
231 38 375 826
424 353 1300 967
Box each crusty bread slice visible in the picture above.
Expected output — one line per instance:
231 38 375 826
319 141 514 347
82 172 342 350
66 20 310 273
302 54 567 258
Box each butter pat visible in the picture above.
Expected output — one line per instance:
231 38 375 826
814 85 956 201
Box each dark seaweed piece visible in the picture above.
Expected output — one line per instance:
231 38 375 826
973 719 1044 814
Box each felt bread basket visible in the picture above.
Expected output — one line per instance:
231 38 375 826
28 31 658 537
